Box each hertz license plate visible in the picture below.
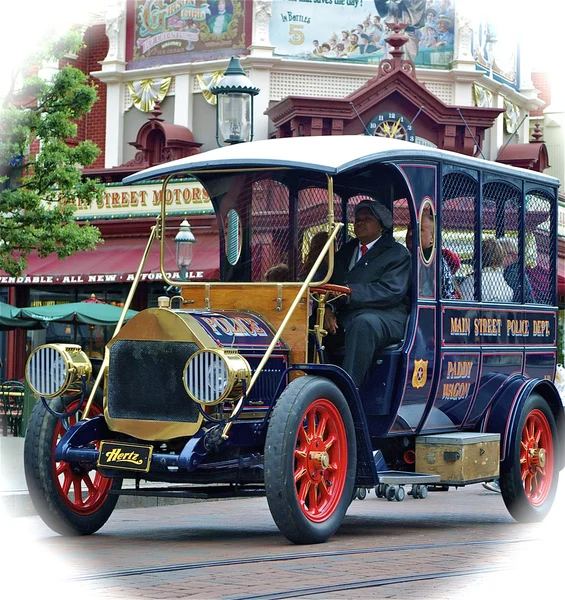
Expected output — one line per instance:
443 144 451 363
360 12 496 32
98 441 153 472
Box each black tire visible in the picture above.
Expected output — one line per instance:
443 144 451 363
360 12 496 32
264 376 357 544
356 487 367 500
24 395 121 535
499 393 559 523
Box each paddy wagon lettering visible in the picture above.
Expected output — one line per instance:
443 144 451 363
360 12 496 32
442 360 474 401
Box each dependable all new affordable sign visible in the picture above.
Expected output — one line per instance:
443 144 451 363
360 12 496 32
73 179 214 219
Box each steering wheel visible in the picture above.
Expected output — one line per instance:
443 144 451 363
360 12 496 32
310 283 351 297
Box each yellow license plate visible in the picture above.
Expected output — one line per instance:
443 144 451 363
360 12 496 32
98 441 153 472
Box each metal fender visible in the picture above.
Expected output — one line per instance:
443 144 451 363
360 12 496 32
483 377 565 471
290 364 377 487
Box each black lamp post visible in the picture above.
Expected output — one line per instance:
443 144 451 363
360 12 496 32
210 57 260 146
174 219 196 280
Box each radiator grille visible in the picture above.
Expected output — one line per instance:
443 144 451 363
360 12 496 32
107 339 199 423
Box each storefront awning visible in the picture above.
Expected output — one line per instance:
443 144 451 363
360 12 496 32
0 235 219 285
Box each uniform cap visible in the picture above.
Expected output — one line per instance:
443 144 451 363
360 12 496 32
354 200 393 230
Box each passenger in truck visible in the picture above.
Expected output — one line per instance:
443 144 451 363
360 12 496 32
323 200 411 388
405 209 457 300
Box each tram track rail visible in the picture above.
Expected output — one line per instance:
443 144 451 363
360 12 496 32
69 537 533 583
226 565 506 600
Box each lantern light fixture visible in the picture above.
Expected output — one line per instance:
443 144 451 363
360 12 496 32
210 57 260 146
174 219 196 280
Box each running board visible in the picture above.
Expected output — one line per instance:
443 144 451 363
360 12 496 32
377 471 441 486
108 486 266 500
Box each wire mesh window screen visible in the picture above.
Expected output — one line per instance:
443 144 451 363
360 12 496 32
441 171 478 300
251 178 290 282
479 182 521 303
250 177 332 282
297 188 336 280
525 190 554 305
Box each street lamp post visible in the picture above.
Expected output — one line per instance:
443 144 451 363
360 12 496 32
174 219 196 281
210 57 260 147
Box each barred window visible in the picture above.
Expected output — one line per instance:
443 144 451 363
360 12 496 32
525 189 554 305
441 170 478 300
479 181 521 303
250 176 332 282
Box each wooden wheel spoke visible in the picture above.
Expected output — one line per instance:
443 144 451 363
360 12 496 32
298 425 309 446
294 467 307 483
324 434 336 451
317 415 328 439
83 473 97 496
72 479 84 506
299 480 310 504
307 410 317 438
61 471 73 496
308 483 319 511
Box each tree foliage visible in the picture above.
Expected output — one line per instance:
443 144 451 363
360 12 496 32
0 30 102 277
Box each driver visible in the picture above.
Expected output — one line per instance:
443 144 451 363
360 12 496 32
324 200 411 387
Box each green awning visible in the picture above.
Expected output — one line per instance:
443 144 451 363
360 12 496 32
0 302 43 330
19 302 137 326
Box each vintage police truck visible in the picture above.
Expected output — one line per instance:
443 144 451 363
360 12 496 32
24 136 564 544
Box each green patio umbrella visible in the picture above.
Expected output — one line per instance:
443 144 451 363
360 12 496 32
0 301 43 330
18 302 138 326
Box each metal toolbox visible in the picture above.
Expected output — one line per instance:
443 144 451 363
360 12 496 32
415 432 500 484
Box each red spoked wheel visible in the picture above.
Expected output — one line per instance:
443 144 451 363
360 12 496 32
265 376 356 544
52 401 114 515
519 408 555 506
24 395 121 535
500 393 559 523
294 399 348 522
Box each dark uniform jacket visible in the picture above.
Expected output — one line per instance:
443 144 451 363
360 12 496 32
332 232 411 328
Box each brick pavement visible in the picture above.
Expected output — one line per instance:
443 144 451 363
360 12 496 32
1 480 563 600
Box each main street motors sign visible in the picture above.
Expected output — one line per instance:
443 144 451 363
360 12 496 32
74 178 213 219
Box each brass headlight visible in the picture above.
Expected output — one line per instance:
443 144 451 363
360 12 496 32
183 349 251 406
25 344 92 398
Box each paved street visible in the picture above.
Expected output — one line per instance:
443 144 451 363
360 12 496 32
1 478 563 600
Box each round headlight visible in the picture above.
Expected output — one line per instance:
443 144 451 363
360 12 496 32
26 344 92 398
183 349 251 406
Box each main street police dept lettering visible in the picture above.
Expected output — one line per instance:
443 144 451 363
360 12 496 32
445 311 554 345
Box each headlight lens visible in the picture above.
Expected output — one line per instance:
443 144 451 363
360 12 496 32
26 344 92 398
183 349 250 405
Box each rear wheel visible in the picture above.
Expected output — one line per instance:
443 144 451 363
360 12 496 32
24 395 121 535
264 376 356 544
500 393 559 523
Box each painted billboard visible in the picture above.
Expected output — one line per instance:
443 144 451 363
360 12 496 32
129 0 249 66
472 17 518 86
269 0 455 68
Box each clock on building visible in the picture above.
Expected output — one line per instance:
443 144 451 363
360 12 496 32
368 112 415 142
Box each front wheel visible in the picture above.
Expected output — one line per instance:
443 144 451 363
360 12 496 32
264 376 357 544
500 393 559 523
24 395 121 535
